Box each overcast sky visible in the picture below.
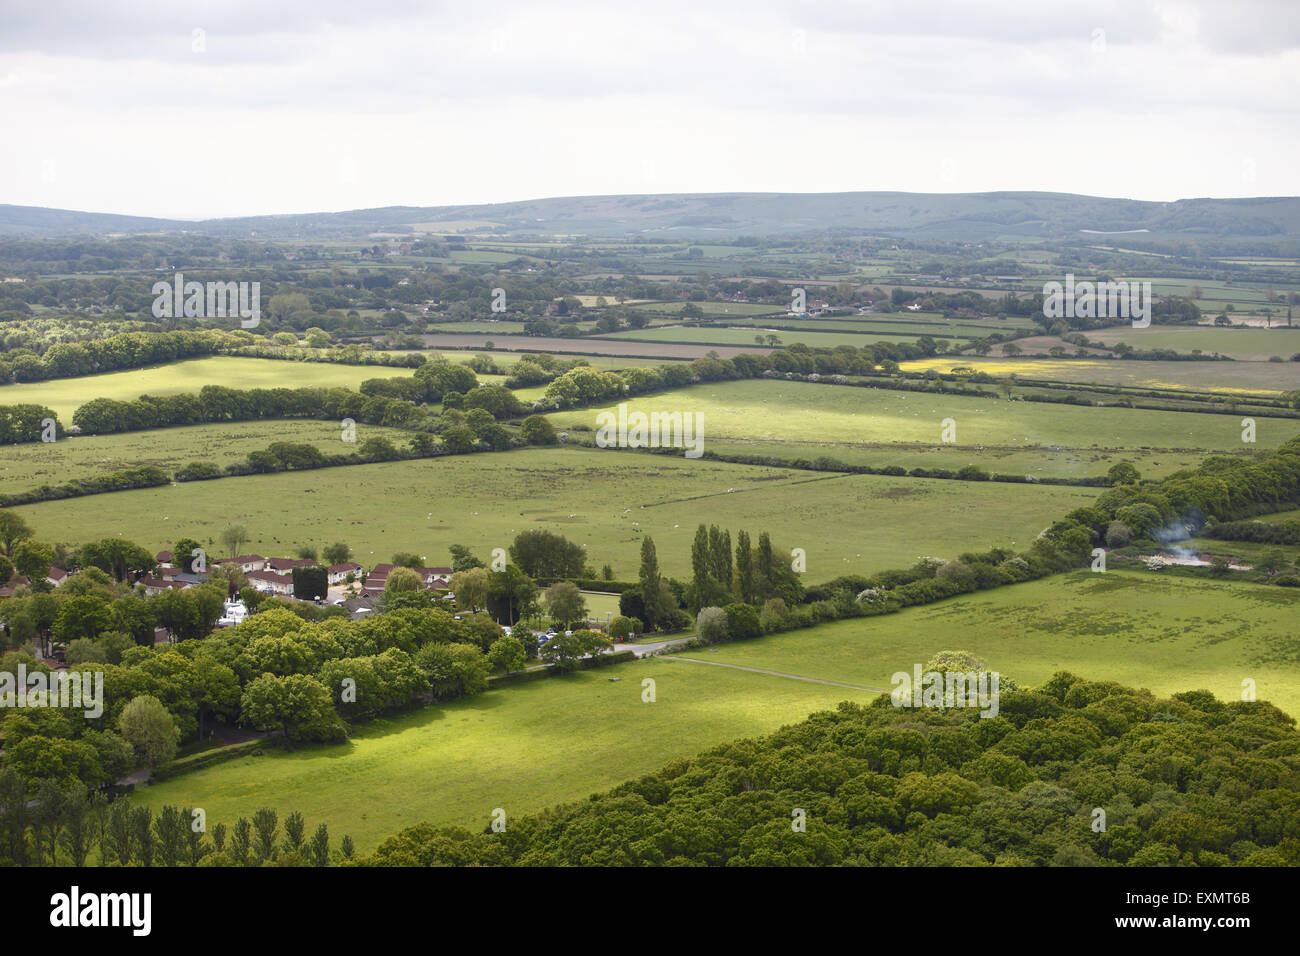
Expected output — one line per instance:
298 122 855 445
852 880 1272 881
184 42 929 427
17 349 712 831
2 0 1296 219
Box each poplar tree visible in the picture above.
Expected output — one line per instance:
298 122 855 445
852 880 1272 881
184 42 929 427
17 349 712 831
756 532 774 599
736 530 755 604
639 536 666 629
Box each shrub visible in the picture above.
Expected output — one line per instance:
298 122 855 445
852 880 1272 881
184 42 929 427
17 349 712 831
722 603 761 640
695 606 728 643
1104 521 1134 549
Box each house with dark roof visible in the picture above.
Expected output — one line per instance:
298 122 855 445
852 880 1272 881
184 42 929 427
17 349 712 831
362 564 452 594
328 562 364 585
343 595 377 619
142 576 192 596
266 557 317 573
247 569 294 596
216 555 267 573
0 575 30 599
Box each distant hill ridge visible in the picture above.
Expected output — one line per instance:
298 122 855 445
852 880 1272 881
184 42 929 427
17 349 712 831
2 191 1298 240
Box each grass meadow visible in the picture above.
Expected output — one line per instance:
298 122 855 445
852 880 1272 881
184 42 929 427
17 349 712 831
12 446 1097 578
681 569 1300 718
898 356 1299 395
133 657 870 852
0 356 416 422
0 420 415 488
597 325 946 348
1086 326 1300 361
546 378 1294 478
132 568 1299 852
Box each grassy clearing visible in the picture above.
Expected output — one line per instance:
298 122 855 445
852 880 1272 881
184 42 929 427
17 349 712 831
1087 326 1300 361
0 420 415 488
415 333 767 360
696 437 1233 481
683 570 1300 718
628 301 777 315
443 351 686 372
427 321 528 334
133 658 868 852
1180 538 1299 567
597 326 942 347
12 446 1095 578
899 356 1298 395
132 569 1300 852
546 378 1293 475
0 357 414 422
724 314 1039 335
579 591 623 624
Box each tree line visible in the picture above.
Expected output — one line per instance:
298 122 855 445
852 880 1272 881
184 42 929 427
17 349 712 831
0 784 354 867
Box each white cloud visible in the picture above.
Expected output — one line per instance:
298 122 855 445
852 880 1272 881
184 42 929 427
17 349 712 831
0 0 1295 217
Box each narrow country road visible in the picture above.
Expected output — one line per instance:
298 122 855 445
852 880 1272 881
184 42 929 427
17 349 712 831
623 635 696 657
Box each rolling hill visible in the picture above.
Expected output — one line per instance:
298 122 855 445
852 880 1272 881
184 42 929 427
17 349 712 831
2 191 1298 241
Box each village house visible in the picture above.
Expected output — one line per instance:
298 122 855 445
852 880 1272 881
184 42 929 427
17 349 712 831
343 596 377 620
362 564 452 595
141 576 191 596
328 561 364 585
45 567 70 588
266 557 316 573
246 569 294 596
215 554 267 573
0 575 30 599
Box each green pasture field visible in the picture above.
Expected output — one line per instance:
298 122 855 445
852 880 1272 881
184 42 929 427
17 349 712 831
595 326 943 348
627 301 779 316
0 420 415 489
446 250 525 264
443 350 686 372
722 317 1021 338
11 446 1097 580
544 378 1294 474
133 657 870 852
680 569 1300 719
727 310 1040 329
0 357 415 422
578 590 623 624
427 321 529 334
132 568 1300 852
1179 538 1298 567
898 356 1298 395
695 437 1241 481
1086 326 1300 361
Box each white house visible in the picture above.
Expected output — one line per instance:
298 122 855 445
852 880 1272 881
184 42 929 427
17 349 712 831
246 569 293 596
328 562 364 585
266 557 316 573
216 555 266 573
